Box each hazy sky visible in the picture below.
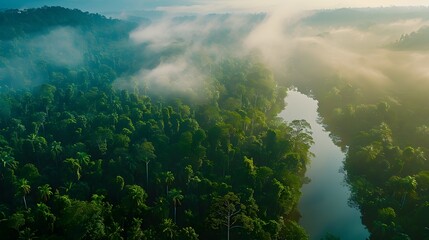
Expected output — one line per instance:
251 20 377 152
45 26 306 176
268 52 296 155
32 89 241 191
2 0 429 14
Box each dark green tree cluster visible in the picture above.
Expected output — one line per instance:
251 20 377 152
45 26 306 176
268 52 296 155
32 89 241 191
0 6 137 40
0 7 313 239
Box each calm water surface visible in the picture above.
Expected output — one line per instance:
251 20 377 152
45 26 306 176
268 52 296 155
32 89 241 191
279 90 369 240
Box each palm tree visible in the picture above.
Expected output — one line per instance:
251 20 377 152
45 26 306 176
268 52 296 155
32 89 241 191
50 141 62 163
140 141 155 189
33 112 47 135
18 178 31 209
38 184 53 202
27 133 37 153
26 134 47 163
76 152 91 166
179 227 199 240
0 151 18 171
18 227 36 240
64 158 82 180
161 218 177 239
165 171 175 194
122 185 148 215
127 218 144 240
167 188 184 223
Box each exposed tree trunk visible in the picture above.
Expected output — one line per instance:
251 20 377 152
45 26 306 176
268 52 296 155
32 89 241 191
227 214 230 240
401 192 407 207
23 196 27 209
174 203 177 224
145 161 150 189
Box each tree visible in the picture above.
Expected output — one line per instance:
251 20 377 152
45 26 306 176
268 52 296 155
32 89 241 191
121 185 148 216
26 133 47 155
388 175 417 207
17 178 31 209
167 188 184 223
402 146 427 175
208 192 251 240
280 219 309 240
135 141 156 188
36 84 56 114
179 226 199 240
105 220 123 240
38 184 53 202
164 171 175 194
50 141 62 165
287 120 314 167
400 176 417 207
161 218 178 240
64 158 82 181
32 112 47 135
0 150 18 171
127 218 144 240
57 198 106 239
18 227 37 240
33 203 56 233
8 212 26 232
76 152 91 167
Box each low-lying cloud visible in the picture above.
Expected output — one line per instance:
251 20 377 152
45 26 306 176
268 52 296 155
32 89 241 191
117 14 264 100
115 7 429 103
114 57 207 99
241 7 429 98
0 27 86 88
28 27 86 67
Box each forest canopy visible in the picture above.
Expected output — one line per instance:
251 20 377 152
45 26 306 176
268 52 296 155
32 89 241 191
0 7 312 240
2 5 429 240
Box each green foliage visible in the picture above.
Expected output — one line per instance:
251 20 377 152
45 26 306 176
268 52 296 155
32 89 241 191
293 51 429 238
0 7 313 240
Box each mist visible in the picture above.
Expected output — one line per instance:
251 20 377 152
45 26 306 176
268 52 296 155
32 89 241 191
28 27 86 67
2 4 429 240
0 27 86 88
111 6 429 104
114 14 264 100
242 7 429 93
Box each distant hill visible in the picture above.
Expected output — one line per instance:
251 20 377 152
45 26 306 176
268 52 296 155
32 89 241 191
302 7 429 28
0 6 137 40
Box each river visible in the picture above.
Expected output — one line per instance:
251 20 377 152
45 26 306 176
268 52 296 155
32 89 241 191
279 90 369 240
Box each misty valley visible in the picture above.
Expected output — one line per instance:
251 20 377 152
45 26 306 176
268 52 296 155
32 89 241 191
1 5 429 240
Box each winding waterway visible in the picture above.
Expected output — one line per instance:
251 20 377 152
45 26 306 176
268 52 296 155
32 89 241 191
279 90 369 240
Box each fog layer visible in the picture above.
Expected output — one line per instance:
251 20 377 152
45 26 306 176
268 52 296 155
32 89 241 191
114 7 429 103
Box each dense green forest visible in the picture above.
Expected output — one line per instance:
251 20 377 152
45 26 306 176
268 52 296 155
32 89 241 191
4 5 429 240
0 7 313 239
288 29 429 239
280 8 429 239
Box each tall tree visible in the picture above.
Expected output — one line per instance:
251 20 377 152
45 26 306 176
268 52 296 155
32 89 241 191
134 141 156 188
50 141 62 165
208 192 251 240
64 158 82 181
17 178 31 209
167 188 184 223
164 171 175 194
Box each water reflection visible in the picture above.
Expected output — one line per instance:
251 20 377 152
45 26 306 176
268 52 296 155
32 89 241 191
279 90 369 240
